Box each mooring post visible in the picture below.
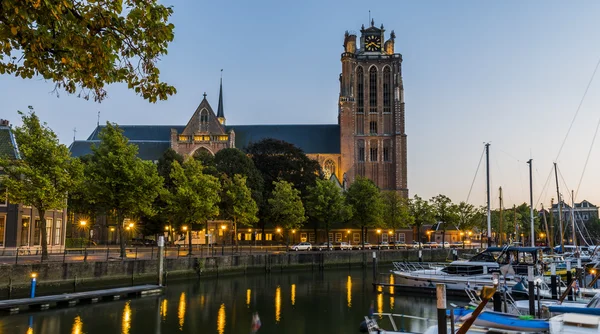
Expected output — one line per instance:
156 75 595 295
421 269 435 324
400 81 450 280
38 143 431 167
30 273 37 298
372 251 377 291
550 263 558 299
157 236 165 286
418 249 422 263
492 291 502 312
566 261 573 301
528 266 535 316
437 283 447 334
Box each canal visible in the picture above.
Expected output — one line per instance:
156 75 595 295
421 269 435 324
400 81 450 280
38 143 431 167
0 268 452 333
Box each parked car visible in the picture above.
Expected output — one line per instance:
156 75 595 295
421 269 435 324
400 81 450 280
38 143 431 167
438 242 451 248
390 241 408 249
354 242 373 250
289 242 312 251
378 242 391 250
411 241 424 249
333 242 353 250
424 242 439 249
316 242 333 251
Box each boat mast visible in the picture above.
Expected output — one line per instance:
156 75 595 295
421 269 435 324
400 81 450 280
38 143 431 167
527 159 534 247
554 163 564 252
571 190 577 249
499 187 503 245
485 143 492 246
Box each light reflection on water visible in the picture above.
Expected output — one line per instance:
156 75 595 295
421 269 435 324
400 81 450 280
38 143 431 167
1 268 451 334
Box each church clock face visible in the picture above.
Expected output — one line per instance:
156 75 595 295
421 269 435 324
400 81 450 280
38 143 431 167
365 35 381 52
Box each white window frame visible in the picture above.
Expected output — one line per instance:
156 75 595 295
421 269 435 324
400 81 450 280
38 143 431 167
397 233 406 243
54 219 62 245
353 233 360 244
0 215 6 247
308 233 315 243
45 218 53 245
335 233 342 242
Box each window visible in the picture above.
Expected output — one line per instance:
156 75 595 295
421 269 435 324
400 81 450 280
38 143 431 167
0 184 6 206
382 234 388 243
256 233 262 241
323 160 336 179
21 217 30 246
265 233 273 241
397 233 406 243
356 114 364 134
356 66 364 114
245 233 252 240
357 140 365 162
0 216 5 246
194 135 210 142
370 140 378 162
353 233 361 244
46 218 52 245
309 233 315 243
383 66 392 113
300 233 307 242
54 219 62 245
369 66 377 113
383 113 392 134
33 219 41 246
328 233 333 242
335 233 342 242
178 135 189 142
200 110 209 132
369 121 377 134
217 135 228 141
383 140 391 162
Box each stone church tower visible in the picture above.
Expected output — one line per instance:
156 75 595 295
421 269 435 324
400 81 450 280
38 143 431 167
339 21 408 197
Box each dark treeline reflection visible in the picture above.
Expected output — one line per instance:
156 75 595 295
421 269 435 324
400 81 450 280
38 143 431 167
0 269 447 334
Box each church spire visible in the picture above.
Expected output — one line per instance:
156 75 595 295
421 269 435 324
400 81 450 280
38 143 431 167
217 69 225 125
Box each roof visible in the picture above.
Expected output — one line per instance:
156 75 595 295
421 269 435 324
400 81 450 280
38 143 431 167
87 125 185 141
70 140 171 161
227 124 340 154
0 126 19 159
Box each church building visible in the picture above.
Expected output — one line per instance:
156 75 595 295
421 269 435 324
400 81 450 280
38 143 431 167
71 21 408 195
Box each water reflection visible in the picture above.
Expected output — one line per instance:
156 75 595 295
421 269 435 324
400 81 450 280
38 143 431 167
346 276 352 308
291 284 296 306
246 289 251 308
178 292 186 330
389 274 395 294
160 299 168 320
217 303 226 334
72 316 83 334
377 291 383 318
275 285 281 322
122 301 131 334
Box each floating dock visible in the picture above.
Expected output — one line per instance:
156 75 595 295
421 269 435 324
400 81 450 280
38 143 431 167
0 284 163 314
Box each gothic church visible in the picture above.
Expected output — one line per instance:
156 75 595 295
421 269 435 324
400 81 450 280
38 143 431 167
71 21 408 195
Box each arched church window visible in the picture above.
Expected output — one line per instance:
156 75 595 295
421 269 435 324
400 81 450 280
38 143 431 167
383 66 392 113
357 140 365 162
370 139 378 162
356 66 364 113
323 160 336 179
200 110 209 132
369 66 377 113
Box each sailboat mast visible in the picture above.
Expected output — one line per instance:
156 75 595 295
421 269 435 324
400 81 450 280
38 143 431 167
571 190 577 248
554 163 564 252
485 143 491 246
527 159 534 247
499 187 503 245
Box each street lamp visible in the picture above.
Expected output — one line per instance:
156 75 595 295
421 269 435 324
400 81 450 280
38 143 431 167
291 229 296 244
79 221 87 248
377 229 382 246
426 230 432 242
221 225 227 255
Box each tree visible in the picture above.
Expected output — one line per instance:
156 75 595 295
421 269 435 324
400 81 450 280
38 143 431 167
381 191 414 234
345 176 383 248
431 194 458 249
268 180 306 244
157 148 184 191
221 174 258 246
86 122 163 258
0 1 176 102
409 195 435 247
305 179 352 249
214 148 264 207
0 109 81 260
168 159 220 255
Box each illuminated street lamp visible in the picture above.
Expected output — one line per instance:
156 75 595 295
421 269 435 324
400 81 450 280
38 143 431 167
221 225 227 255
426 230 432 242
79 221 87 248
377 229 382 246
291 229 296 244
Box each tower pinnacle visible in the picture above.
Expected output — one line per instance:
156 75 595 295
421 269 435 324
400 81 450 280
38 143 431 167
217 69 225 125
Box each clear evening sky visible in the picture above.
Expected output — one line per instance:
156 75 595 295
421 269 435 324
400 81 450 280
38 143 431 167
1 1 600 209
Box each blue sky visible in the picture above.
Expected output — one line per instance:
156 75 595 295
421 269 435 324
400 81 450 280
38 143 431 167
1 1 600 208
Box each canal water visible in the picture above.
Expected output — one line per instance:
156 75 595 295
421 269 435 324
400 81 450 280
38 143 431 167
0 268 452 333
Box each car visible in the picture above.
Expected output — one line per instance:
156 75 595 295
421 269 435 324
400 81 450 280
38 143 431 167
289 242 312 251
411 241 424 249
424 242 439 249
354 242 373 250
316 242 333 251
333 242 353 250
390 241 408 249
378 242 391 250
438 242 451 248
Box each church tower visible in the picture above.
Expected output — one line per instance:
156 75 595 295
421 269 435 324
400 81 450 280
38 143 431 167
339 20 408 197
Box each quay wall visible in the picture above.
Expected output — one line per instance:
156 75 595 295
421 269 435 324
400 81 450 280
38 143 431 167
0 249 475 298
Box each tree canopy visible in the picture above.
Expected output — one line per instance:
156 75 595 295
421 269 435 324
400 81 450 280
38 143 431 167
221 174 258 245
345 176 383 246
381 191 413 231
305 179 351 247
268 180 306 239
85 122 163 257
409 195 435 246
214 148 264 206
431 194 458 248
0 0 176 102
0 108 81 259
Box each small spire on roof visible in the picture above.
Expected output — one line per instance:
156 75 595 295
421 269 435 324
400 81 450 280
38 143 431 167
217 69 225 120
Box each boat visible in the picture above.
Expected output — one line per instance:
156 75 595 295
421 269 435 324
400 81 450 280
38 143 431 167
549 313 600 333
391 247 545 293
451 307 549 332
548 293 600 315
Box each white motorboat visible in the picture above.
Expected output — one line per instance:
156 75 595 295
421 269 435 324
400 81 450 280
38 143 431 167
549 313 600 333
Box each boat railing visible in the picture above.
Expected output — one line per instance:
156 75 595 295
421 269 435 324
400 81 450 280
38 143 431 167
392 261 448 272
371 312 437 332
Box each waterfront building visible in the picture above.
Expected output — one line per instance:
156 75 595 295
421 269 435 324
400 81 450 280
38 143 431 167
70 21 412 245
551 200 599 224
0 120 68 252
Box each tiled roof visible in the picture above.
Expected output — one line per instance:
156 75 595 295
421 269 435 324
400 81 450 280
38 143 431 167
0 127 18 159
87 125 185 141
227 124 340 154
70 140 171 161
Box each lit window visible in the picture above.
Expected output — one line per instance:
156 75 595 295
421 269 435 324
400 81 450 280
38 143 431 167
55 219 62 245
335 233 342 242
323 160 336 179
265 233 273 241
309 233 315 243
178 135 189 142
353 233 360 243
46 218 52 245
398 233 405 243
300 233 307 242
218 135 228 141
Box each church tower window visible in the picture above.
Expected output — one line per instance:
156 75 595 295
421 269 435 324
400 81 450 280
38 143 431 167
357 66 364 114
383 66 392 113
370 140 378 162
369 121 377 134
383 140 391 162
200 110 209 132
369 66 377 113
357 140 365 162
324 160 336 179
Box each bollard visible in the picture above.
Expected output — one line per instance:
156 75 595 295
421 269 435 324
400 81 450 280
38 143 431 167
437 284 447 334
550 263 558 299
15 250 19 265
418 249 422 263
492 292 502 312
528 266 535 316
30 273 37 298
83 247 88 262
135 247 138 260
157 236 165 286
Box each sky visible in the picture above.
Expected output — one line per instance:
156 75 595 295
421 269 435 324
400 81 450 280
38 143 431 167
1 1 600 209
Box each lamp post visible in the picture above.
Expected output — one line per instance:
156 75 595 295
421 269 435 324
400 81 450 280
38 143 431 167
30 273 37 298
221 225 227 255
110 227 115 245
347 229 351 245
79 220 87 249
182 226 190 255
276 227 282 244
460 232 465 249
427 230 432 243
164 225 170 244
291 229 296 245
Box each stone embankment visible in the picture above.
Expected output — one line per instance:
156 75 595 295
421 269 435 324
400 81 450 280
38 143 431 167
0 249 476 298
